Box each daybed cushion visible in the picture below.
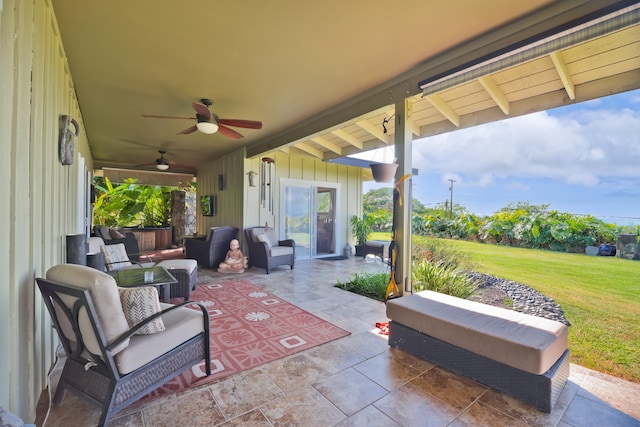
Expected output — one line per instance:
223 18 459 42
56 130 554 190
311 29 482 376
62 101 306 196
46 264 130 355
119 286 166 335
386 290 568 375
115 303 205 375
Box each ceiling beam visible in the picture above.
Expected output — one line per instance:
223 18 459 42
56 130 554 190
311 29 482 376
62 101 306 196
426 94 460 127
478 75 511 114
549 51 576 100
331 129 363 150
356 120 387 142
294 142 325 159
311 136 342 155
245 1 630 158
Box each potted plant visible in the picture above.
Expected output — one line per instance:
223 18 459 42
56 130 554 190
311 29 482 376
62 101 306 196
350 215 372 256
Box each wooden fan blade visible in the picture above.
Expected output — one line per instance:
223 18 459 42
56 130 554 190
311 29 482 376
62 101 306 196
142 114 193 120
178 125 198 135
133 162 156 168
218 118 263 129
192 103 212 121
217 124 244 139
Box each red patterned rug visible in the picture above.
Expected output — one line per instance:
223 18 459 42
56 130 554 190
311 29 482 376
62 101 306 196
135 278 350 404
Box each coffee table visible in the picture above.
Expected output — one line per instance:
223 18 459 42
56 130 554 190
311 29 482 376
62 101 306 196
107 266 177 303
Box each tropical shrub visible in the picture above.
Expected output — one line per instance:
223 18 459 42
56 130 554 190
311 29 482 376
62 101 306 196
336 272 389 302
412 259 479 299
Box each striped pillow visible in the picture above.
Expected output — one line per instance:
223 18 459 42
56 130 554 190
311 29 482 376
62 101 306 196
118 286 165 334
101 243 133 270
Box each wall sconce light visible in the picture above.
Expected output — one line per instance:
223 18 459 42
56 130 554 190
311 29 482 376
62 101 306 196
247 171 258 187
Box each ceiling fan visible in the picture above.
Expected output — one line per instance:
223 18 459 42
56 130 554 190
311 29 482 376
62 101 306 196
142 99 262 139
134 150 195 171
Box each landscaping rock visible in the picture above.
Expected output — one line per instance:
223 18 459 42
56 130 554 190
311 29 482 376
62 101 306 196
466 272 570 326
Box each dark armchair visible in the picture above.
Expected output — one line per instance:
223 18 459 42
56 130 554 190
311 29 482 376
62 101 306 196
185 226 239 269
244 226 295 274
36 264 210 427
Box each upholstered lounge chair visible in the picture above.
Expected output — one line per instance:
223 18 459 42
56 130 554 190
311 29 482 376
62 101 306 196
36 264 211 427
185 226 239 269
244 226 295 274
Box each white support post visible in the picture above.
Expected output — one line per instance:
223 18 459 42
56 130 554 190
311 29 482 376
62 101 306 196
393 99 413 296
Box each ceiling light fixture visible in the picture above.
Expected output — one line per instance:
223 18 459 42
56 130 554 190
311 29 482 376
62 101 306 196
156 163 169 171
196 121 219 134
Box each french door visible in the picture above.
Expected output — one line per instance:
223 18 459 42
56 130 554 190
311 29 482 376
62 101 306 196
281 180 339 259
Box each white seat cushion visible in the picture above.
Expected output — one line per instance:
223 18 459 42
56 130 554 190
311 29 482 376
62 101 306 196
46 264 130 355
270 246 293 257
115 303 205 374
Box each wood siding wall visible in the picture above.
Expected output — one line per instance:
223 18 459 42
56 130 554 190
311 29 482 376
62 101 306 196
0 0 92 420
198 148 363 251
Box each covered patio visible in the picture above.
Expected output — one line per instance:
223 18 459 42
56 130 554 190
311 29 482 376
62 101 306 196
36 259 640 426
2 0 639 424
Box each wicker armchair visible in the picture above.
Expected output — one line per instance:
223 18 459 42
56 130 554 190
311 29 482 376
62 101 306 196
185 226 239 269
244 226 295 274
37 264 210 427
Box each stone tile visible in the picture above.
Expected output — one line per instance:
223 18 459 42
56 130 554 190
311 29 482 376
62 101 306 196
304 339 367 374
108 411 145 427
260 386 346 426
561 394 640 427
414 367 487 411
387 347 435 373
335 405 401 427
449 400 529 427
142 388 225 427
217 409 272 426
329 315 378 334
313 368 388 415
479 388 567 427
262 353 331 392
353 352 423 391
578 368 640 420
43 392 102 427
374 381 461 427
209 369 284 419
343 330 390 359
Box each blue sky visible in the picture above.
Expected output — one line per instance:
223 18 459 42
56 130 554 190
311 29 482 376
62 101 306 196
361 88 640 225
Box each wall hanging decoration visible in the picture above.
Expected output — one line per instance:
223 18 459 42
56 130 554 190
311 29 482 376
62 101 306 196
218 174 225 191
200 195 215 216
247 171 258 187
58 115 80 165
260 157 275 212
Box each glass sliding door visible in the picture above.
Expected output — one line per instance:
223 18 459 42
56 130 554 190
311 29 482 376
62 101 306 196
282 181 339 259
283 184 312 258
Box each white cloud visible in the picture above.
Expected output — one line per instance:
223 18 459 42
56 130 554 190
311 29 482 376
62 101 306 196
412 106 640 188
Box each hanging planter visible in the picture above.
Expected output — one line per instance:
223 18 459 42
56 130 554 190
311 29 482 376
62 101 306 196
370 163 398 183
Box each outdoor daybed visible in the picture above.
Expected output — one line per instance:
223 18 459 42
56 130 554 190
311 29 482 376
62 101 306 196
386 290 569 412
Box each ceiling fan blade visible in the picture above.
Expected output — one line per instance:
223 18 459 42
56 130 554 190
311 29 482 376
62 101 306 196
133 162 156 168
217 124 244 139
141 114 193 120
178 125 198 135
192 103 212 121
218 118 263 129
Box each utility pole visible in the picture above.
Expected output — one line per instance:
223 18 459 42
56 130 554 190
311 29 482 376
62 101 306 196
448 179 456 219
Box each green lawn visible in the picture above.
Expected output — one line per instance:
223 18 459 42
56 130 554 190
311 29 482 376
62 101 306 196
414 237 640 383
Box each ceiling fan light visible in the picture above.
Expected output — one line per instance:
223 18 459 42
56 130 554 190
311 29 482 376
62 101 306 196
156 163 169 171
196 121 219 134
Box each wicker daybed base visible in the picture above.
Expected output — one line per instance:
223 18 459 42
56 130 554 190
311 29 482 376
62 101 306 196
388 321 570 413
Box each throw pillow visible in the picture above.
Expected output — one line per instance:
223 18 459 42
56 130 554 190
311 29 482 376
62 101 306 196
256 233 272 248
101 243 133 271
109 228 126 239
118 286 165 334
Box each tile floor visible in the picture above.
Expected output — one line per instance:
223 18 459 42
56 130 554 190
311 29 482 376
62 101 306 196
36 257 640 426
